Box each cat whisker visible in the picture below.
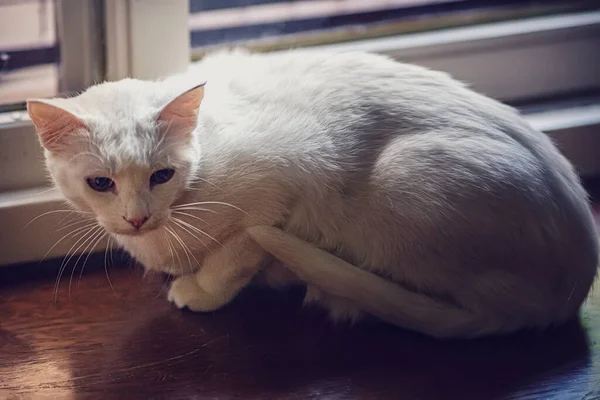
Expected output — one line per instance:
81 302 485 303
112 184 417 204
57 217 96 232
166 228 192 275
103 236 120 299
171 217 212 255
74 229 107 295
77 229 106 286
163 231 176 270
108 235 117 267
173 201 248 215
68 227 106 301
171 206 219 215
24 209 92 230
168 224 201 273
54 225 102 302
21 187 58 198
155 273 174 299
171 210 210 226
172 240 184 276
177 231 202 274
55 213 78 230
166 230 184 277
172 217 225 250
155 232 176 299
164 228 180 275
188 177 226 193
40 222 97 266
166 226 195 274
176 234 198 275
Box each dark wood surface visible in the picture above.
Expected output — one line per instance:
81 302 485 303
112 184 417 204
2 196 600 399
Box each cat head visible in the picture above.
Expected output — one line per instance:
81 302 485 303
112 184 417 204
27 78 205 236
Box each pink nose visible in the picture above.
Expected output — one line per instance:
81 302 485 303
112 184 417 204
124 216 149 229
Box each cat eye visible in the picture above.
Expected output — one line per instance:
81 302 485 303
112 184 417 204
87 177 114 192
150 168 175 186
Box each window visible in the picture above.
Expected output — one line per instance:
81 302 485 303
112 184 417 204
0 0 58 109
1 0 599 266
188 0 597 57
0 0 103 114
185 0 600 105
188 0 463 51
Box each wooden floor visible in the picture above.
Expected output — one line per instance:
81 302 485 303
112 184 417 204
3 192 600 399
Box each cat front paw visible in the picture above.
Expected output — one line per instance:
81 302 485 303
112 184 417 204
168 275 226 312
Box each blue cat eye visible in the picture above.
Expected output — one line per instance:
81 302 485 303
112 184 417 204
87 177 114 192
150 168 175 186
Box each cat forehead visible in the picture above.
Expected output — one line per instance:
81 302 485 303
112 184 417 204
73 84 166 168
77 136 176 175
71 80 166 143
85 78 160 98
62 76 203 122
43 77 199 169
75 79 166 117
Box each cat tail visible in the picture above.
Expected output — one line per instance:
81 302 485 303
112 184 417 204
247 225 489 339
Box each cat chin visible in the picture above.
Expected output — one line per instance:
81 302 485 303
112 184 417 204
109 227 158 237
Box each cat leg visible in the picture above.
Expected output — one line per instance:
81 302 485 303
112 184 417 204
168 232 266 312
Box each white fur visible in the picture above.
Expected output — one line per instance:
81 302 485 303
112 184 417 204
31 49 598 338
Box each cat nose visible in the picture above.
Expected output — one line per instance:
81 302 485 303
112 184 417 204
124 215 149 229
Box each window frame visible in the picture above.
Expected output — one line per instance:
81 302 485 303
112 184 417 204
55 0 106 94
104 0 190 81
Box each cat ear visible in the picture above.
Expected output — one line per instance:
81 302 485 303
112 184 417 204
158 82 206 137
27 99 86 154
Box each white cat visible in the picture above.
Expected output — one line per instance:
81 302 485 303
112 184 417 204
27 50 598 338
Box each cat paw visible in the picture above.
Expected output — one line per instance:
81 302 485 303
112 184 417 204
168 275 225 312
